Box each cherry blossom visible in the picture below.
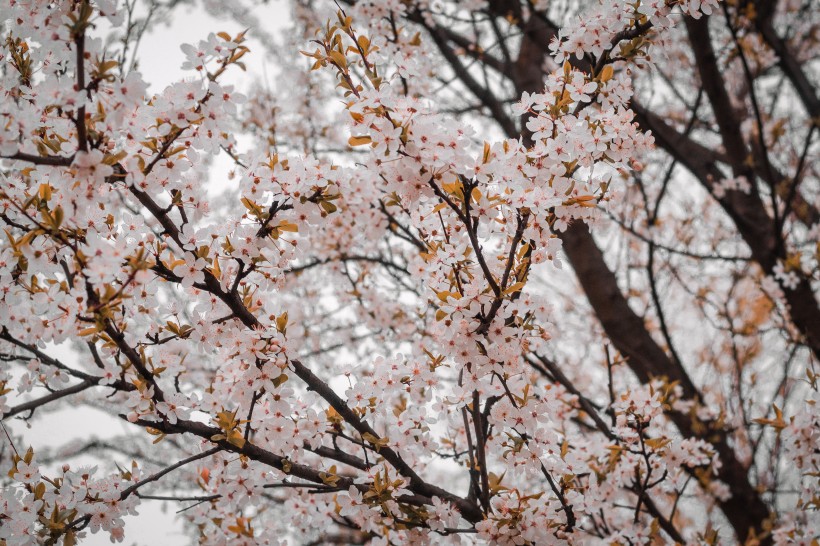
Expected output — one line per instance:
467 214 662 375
0 0 817 544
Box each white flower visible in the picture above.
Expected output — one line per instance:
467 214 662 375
773 260 800 290
155 392 191 424
14 461 40 484
73 150 114 185
172 254 207 288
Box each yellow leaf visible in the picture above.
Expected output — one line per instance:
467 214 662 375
38 183 52 201
227 430 246 449
103 150 127 165
329 50 347 68
99 60 119 73
348 135 372 146
211 256 221 279
240 197 263 216
275 312 288 333
753 404 787 430
645 437 672 451
272 373 288 388
357 35 370 52
503 281 526 295
277 221 299 233
52 206 64 228
319 200 337 214
441 180 462 196
362 432 388 449
320 466 341 486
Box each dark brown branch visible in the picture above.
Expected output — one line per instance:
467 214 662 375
2 379 96 420
2 152 73 166
0 329 135 393
755 18 820 121
526 353 616 441
119 447 222 499
74 22 88 153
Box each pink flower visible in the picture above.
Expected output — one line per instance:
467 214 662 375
155 392 191 424
73 150 114 185
14 461 40 484
172 254 207 288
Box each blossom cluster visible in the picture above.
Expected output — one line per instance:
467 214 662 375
1 0 815 545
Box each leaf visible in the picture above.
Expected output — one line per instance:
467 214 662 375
319 466 340 486
471 187 482 203
272 374 288 388
645 437 672 451
329 50 347 68
503 281 526 296
98 59 119 74
753 404 787 431
348 135 372 146
357 35 370 52
241 197 264 217
488 472 507 494
441 180 462 196
277 221 298 233
275 312 288 334
38 183 52 201
227 430 246 449
52 205 64 228
103 150 127 165
319 200 337 215
362 432 389 449
227 517 254 537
